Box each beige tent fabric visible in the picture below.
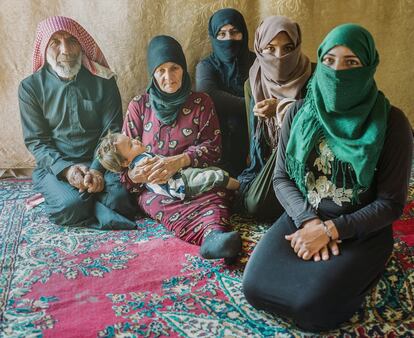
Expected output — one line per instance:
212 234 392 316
1 0 413 172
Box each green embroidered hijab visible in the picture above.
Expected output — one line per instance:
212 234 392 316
146 35 191 125
286 24 390 198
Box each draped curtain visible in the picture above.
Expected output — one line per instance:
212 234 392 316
1 0 413 172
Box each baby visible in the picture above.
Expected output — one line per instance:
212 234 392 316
97 132 240 199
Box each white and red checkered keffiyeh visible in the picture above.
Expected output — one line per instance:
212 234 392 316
32 16 115 79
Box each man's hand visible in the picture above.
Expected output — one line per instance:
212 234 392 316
253 98 278 119
63 164 88 191
63 165 104 193
83 169 105 193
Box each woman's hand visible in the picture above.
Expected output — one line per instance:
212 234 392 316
128 157 159 184
285 219 340 261
312 240 341 262
312 220 340 261
148 154 191 184
253 98 278 119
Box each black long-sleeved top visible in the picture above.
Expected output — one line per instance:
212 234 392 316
195 52 255 124
274 100 413 240
18 66 123 175
195 53 256 176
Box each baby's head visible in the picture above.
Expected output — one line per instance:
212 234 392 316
97 131 146 172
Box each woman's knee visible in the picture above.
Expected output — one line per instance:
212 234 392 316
289 292 346 332
293 311 344 332
242 270 267 310
243 270 341 331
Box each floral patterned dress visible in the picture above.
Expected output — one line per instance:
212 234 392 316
121 92 231 245
305 138 355 209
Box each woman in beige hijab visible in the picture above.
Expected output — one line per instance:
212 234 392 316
236 15 313 221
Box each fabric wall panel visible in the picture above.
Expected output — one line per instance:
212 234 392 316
1 0 412 169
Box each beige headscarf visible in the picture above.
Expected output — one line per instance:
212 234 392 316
249 16 311 148
250 15 311 102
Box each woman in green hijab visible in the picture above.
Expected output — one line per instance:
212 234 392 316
243 24 413 331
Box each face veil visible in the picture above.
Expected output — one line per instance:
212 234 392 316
249 15 311 103
205 8 251 96
285 23 390 199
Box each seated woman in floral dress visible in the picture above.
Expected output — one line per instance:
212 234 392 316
121 35 241 262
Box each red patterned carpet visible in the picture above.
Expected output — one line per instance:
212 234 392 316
0 178 413 337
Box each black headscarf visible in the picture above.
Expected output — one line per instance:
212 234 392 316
146 35 191 125
205 8 251 96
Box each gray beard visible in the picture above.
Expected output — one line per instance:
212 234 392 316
47 53 82 79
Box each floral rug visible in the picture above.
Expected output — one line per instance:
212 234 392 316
0 178 413 337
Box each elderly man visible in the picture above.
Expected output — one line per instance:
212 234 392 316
18 16 136 230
